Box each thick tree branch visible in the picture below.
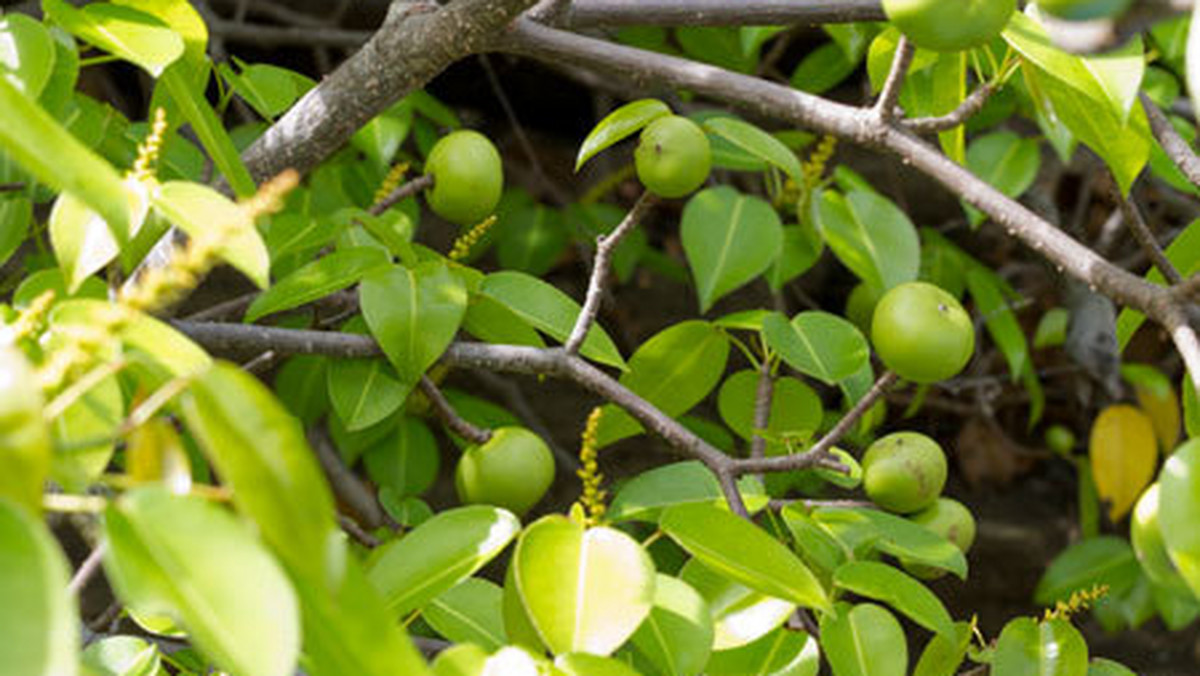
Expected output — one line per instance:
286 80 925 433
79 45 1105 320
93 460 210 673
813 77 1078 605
1141 92 1200 189
563 0 885 28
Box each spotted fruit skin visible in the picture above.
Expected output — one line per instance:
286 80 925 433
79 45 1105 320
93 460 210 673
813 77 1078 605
871 281 975 384
455 427 554 517
424 130 504 226
862 431 947 514
902 497 976 579
882 0 1015 52
634 116 712 199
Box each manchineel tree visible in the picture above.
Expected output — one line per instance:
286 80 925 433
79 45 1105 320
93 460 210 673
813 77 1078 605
5 0 1200 674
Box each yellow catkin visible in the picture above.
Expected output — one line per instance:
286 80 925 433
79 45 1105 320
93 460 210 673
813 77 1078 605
802 135 838 189
5 290 56 344
1044 585 1109 622
372 163 410 209
131 108 169 182
448 215 498 262
574 407 607 527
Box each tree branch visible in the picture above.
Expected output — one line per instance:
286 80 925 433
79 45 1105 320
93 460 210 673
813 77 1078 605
1141 92 1200 188
1118 191 1182 285
874 36 913 122
419 376 493 445
904 83 994 134
563 0 885 28
749 358 774 461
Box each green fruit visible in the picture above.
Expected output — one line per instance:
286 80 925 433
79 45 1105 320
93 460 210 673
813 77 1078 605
1038 0 1132 21
902 497 976 579
845 283 881 335
424 130 504 226
862 432 947 514
1131 483 1191 593
634 116 711 198
882 0 1016 52
1044 424 1077 456
455 427 554 517
871 281 974 384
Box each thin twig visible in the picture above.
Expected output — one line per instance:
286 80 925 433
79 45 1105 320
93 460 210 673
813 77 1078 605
370 174 434 216
564 0 885 27
308 426 386 529
183 291 259 322
1142 92 1200 188
874 36 913 123
419 376 493 445
68 542 107 596
337 514 382 548
716 469 750 519
565 192 657 354
904 83 994 134
1118 191 1182 284
749 358 775 461
0 182 24 193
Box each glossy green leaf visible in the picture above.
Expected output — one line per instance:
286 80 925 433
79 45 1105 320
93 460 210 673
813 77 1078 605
555 653 643 676
1087 658 1137 676
791 41 858 95
607 461 768 523
1159 437 1200 597
424 578 507 652
432 644 542 676
0 498 77 676
1034 537 1140 605
361 261 468 386
462 293 546 348
965 267 1028 382
0 14 54 98
513 515 655 656
0 195 31 266
480 271 626 369
245 248 389 322
717 370 823 441
913 621 973 676
816 190 919 292
43 0 182 77
0 347 50 514
576 98 671 170
81 636 162 676
496 204 569 277
595 321 729 447
630 574 714 676
679 558 794 650
832 561 955 637
992 617 1087 676
225 62 313 119
327 357 406 431
763 311 869 385
103 487 299 676
1116 218 1200 350
813 508 968 579
368 506 519 617
820 602 906 676
152 181 269 288
780 505 849 576
363 417 439 498
660 502 829 611
181 361 341 585
681 186 783 312
766 222 824 293
964 131 1040 228
706 626 820 676
160 68 256 196
49 371 123 491
702 117 802 182
49 178 147 291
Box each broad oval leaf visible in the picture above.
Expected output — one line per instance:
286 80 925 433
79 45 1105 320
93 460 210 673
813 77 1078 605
679 558 795 650
513 515 655 656
49 370 123 491
480 271 626 369
368 506 520 618
913 621 973 676
0 347 50 514
245 248 390 322
1121 363 1181 452
0 498 78 676
763 311 869 385
706 626 819 676
595 321 730 447
833 561 954 638
81 636 162 676
630 574 714 676
992 617 1087 676
0 14 55 97
813 508 968 579
576 98 671 170
1089 405 1158 522
819 602 906 676
964 131 1040 228
327 357 406 431
49 190 120 293
43 0 183 77
607 461 767 523
703 117 802 183
717 370 823 442
103 487 299 676
767 222 824 293
363 416 440 498
424 578 507 652
681 186 783 312
555 652 644 676
660 502 829 611
1159 437 1200 597
816 189 919 293
152 181 269 288
1034 538 1141 606
361 261 468 386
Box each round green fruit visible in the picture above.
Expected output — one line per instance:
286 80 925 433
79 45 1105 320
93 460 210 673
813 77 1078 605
882 0 1016 52
1131 483 1191 593
845 283 882 335
634 115 711 199
1044 424 1077 456
902 497 976 579
862 431 947 514
871 281 975 384
1038 0 1132 21
455 427 554 517
424 130 504 226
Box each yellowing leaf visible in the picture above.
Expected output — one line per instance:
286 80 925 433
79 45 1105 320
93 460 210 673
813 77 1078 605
1089 405 1158 521
1121 365 1181 453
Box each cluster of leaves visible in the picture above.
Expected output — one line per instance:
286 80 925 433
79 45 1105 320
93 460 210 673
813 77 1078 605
3 1 1200 676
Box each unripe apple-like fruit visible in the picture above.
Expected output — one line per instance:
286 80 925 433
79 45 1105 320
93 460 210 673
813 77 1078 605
455 427 554 517
902 497 976 579
1131 483 1190 593
882 0 1016 52
845 283 881 335
862 431 947 514
1044 424 1077 456
424 130 504 226
871 281 974 384
634 115 711 199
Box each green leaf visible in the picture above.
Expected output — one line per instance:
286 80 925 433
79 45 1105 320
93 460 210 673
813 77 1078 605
1034 537 1140 605
717 370 823 441
816 190 919 292
245 248 389 322
0 347 51 515
0 14 55 98
832 561 955 637
555 653 643 676
49 371 123 491
328 358 406 432
180 361 341 586
368 506 520 617
496 204 569 277
607 461 768 523
766 222 824 293
224 61 313 119
595 321 730 447
103 487 299 676
763 311 869 385
913 621 973 676
160 68 256 197
363 417 440 498
706 626 820 676
361 261 468 387
513 515 655 656
965 267 1028 382
1117 218 1200 350
81 636 162 676
819 602 907 676
681 186 783 312
480 271 626 369
678 558 795 650
630 574 714 676
791 41 858 95
0 76 131 235
462 293 546 348
0 498 77 676
152 181 269 288
576 99 671 170
1087 658 1137 676
424 578 507 652
660 502 829 611
964 131 1040 228
702 117 802 182
0 195 31 266
813 508 968 579
43 0 183 77
1159 438 1200 597
992 617 1087 676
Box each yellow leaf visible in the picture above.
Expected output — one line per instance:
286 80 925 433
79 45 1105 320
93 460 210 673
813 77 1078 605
1089 405 1158 522
1134 384 1180 453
